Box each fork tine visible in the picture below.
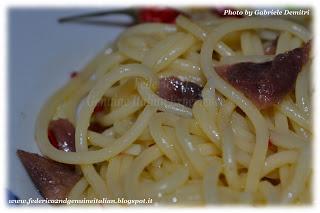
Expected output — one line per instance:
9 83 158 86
58 8 137 23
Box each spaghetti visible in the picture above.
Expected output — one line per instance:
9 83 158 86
28 12 313 205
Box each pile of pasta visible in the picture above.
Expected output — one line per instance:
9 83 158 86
35 14 312 205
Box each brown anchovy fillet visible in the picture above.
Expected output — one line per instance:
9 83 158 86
17 150 81 200
215 42 310 109
158 76 203 108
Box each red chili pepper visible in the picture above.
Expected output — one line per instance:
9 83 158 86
47 119 76 152
268 139 277 152
88 122 108 133
70 71 78 78
93 96 110 115
93 102 105 114
138 7 180 23
211 7 243 18
48 129 59 149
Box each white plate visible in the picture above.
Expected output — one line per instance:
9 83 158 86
8 8 126 200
